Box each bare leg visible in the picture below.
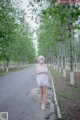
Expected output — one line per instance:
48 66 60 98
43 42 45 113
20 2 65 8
42 86 47 107
39 86 43 105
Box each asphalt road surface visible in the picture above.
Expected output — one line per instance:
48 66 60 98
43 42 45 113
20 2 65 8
0 64 56 120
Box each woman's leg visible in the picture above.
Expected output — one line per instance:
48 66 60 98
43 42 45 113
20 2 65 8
39 86 43 105
42 86 47 107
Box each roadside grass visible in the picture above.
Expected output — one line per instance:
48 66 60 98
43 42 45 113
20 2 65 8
58 90 72 100
49 67 63 77
69 84 80 93
49 66 80 99
0 65 29 76
49 66 80 119
0 69 6 76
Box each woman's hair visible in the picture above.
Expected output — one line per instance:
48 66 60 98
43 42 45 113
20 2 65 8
38 55 45 63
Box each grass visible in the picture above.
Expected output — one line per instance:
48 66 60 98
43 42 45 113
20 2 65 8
0 69 6 76
49 66 80 120
0 65 29 76
74 88 80 94
58 91 72 99
49 67 63 78
68 85 80 97
60 111 68 116
50 64 80 120
49 67 72 101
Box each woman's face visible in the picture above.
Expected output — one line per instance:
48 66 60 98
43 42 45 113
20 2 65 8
39 59 45 64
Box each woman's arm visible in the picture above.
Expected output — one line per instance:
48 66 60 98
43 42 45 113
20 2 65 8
36 68 42 74
36 64 49 74
44 64 48 74
44 64 49 79
36 64 43 74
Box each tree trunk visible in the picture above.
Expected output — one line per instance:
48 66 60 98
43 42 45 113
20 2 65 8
6 58 9 72
72 26 77 72
58 41 62 72
55 55 58 70
67 4 74 85
1 46 5 71
60 19 66 77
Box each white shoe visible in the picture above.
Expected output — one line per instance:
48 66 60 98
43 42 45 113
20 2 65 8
41 105 45 110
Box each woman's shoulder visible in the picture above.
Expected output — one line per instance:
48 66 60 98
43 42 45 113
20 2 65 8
44 64 48 67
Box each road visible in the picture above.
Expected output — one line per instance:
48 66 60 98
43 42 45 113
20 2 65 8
0 64 56 120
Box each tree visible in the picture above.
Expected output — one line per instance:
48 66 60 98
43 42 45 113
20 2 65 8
37 1 80 85
0 0 36 72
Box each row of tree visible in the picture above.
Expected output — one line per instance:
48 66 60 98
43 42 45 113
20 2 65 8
38 1 80 85
0 0 36 72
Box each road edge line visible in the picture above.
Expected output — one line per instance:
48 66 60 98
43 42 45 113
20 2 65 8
48 69 62 120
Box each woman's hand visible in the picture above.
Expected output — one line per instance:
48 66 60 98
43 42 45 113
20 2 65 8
36 64 48 75
36 70 48 74
36 69 44 74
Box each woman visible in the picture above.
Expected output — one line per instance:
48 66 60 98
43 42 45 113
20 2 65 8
36 55 49 110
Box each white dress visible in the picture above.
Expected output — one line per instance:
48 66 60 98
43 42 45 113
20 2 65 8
37 65 49 86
